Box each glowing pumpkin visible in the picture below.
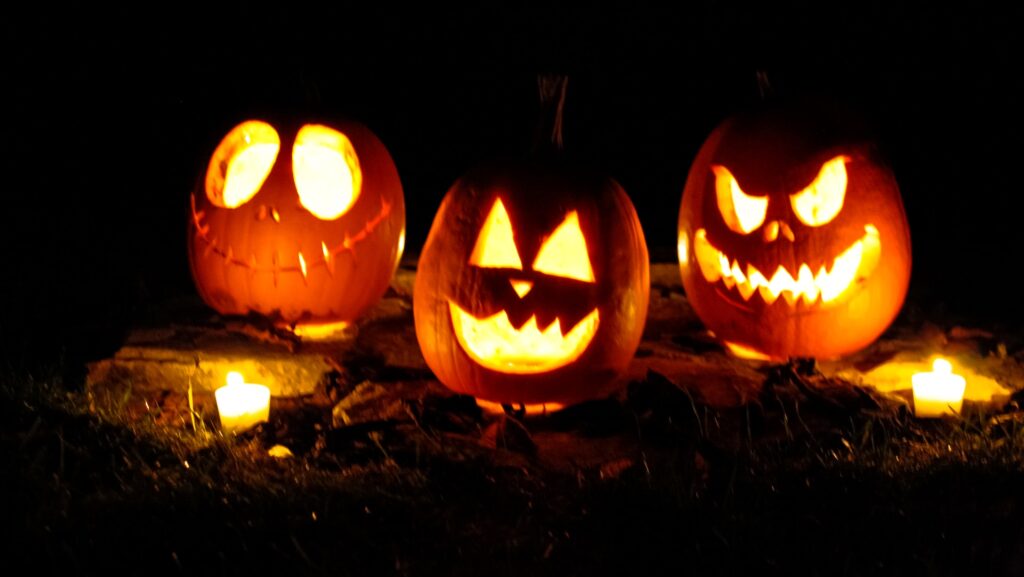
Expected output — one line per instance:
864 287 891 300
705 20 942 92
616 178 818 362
414 160 649 409
189 119 405 335
678 102 911 360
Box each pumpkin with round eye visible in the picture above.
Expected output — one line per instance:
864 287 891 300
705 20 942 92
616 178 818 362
414 160 649 409
678 102 911 360
189 118 405 334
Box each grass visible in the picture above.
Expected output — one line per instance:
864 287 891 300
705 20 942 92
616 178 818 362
3 351 1024 577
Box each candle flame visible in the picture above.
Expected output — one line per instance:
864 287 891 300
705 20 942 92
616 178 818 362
933 358 952 374
227 371 245 387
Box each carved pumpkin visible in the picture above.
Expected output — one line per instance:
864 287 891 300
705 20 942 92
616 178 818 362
189 119 405 334
414 161 649 408
678 102 911 360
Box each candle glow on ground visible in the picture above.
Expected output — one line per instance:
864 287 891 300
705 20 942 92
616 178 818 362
215 371 271 433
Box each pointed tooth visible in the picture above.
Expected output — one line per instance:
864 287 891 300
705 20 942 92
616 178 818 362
746 264 761 289
544 319 563 338
782 289 800 306
749 269 768 291
719 253 732 277
737 278 757 301
731 261 746 284
722 275 736 290
759 284 780 304
797 264 819 304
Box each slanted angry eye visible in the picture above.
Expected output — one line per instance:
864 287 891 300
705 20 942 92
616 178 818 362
206 120 280 208
790 156 849 227
293 124 363 220
531 211 594 283
712 165 768 234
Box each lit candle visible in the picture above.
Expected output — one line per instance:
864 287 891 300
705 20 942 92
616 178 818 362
912 358 967 418
215 371 271 433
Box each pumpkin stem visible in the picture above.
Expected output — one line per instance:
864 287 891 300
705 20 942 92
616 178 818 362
535 74 569 153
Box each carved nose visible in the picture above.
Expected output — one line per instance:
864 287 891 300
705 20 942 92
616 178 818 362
510 279 533 298
764 220 795 243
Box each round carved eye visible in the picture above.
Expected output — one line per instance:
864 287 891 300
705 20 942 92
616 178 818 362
293 124 363 220
712 165 768 235
790 156 849 227
206 120 280 208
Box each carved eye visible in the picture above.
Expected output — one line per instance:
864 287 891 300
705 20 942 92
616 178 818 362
790 156 849 227
712 165 768 235
469 199 522 269
206 120 280 208
293 124 363 220
532 211 594 282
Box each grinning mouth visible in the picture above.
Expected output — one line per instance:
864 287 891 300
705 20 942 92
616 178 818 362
448 302 599 374
190 193 394 284
692 225 881 307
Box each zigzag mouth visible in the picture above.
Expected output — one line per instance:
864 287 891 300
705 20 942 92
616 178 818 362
692 225 881 307
190 194 395 284
448 302 599 374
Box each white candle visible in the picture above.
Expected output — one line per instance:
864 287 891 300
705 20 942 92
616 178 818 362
215 371 271 433
912 358 967 418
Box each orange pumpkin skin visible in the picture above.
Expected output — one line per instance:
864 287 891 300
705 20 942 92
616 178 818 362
189 118 405 327
678 104 911 359
414 160 649 405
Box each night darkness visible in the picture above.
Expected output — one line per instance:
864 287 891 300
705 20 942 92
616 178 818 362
2 2 1021 363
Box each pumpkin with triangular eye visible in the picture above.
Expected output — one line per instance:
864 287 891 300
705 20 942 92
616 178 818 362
678 102 911 360
414 160 649 410
189 118 405 335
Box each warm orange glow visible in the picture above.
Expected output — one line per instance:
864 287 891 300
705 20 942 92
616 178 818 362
723 341 773 361
469 199 523 269
206 121 280 208
293 124 363 220
476 399 566 416
510 279 534 298
292 320 350 340
912 358 967 418
790 156 849 226
678 231 689 267
693 224 881 305
532 211 595 282
448 302 599 373
215 371 271 433
712 165 768 234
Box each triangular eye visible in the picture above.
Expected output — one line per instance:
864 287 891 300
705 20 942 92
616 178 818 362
469 199 522 269
532 211 595 283
206 120 280 208
293 124 363 220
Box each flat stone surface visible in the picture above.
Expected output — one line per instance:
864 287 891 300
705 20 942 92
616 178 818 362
87 262 1023 428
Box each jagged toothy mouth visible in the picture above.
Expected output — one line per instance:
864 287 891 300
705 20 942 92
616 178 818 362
692 225 881 307
448 302 599 374
190 194 395 283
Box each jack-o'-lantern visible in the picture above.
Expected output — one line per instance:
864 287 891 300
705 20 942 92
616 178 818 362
678 102 911 360
414 76 648 410
189 118 405 335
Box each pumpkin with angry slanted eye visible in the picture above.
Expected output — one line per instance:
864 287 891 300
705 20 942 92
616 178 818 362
189 118 405 335
414 160 649 410
678 102 911 360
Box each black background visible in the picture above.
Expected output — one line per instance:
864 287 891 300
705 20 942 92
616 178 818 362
2 2 1020 362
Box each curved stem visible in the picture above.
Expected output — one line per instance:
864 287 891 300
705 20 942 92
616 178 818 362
535 75 569 153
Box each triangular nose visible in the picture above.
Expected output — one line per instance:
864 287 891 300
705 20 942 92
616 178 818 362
510 279 533 298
